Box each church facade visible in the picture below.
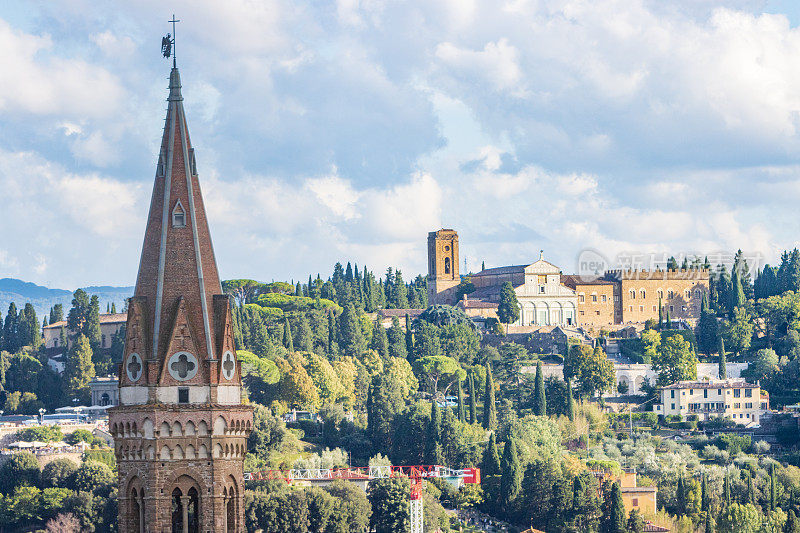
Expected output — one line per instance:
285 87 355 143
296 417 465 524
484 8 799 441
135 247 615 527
109 66 252 533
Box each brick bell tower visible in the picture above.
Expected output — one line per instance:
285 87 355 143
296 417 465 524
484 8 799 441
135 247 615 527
109 64 252 533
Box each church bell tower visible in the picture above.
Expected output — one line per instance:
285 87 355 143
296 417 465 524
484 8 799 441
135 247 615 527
109 59 252 532
427 229 460 305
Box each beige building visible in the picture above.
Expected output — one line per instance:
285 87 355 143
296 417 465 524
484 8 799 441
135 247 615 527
590 466 657 516
654 379 769 425
562 275 619 329
43 312 127 352
613 269 709 324
466 253 579 327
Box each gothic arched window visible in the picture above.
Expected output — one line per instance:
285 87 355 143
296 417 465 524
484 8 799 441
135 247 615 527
444 257 451 274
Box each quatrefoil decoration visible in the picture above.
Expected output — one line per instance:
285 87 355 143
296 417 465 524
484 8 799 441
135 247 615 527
222 351 235 381
168 351 198 381
126 353 143 382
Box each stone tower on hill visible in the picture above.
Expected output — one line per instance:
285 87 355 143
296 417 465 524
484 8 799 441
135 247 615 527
109 66 252 533
427 229 460 305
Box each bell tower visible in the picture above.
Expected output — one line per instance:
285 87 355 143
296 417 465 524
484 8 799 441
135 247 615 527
427 229 460 305
109 61 252 532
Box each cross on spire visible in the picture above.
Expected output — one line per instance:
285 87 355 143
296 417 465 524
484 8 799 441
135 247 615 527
166 14 180 68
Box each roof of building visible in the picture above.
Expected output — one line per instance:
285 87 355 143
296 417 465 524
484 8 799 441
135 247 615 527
643 523 670 533
661 379 758 390
460 300 498 309
473 264 529 276
620 486 657 493
44 312 128 330
561 274 617 287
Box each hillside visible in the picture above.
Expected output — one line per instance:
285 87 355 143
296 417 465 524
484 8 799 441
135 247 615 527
0 278 133 318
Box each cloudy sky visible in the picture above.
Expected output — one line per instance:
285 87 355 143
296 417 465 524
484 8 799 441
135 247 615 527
3 0 800 289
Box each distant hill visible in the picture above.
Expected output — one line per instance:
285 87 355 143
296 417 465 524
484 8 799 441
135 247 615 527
0 278 133 319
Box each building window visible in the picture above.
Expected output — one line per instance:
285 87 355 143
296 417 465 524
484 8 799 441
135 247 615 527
602 295 607 302
579 311 584 316
695 290 701 297
629 306 633 312
658 289 664 299
671 390 675 398
54 339 58 348
669 305 674 313
639 305 643 312
592 294 597 302
178 388 189 404
596 310 600 315
614 295 619 302
652 305 657 311
444 257 451 274
745 402 752 409
539 286 545 294
579 294 585 303
671 403 675 409
689 389 694 395
745 389 752 397
734 389 741 398
734 403 741 409
172 200 186 228
629 290 636 299
685 290 691 298
102 334 106 348
668 290 674 299
718 389 722 395
632 498 638 507
704 390 708 398
640 289 646 298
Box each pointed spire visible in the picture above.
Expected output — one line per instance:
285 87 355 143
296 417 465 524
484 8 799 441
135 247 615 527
168 67 182 101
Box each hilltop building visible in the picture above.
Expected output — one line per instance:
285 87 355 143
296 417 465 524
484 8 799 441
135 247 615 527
42 312 127 352
428 229 710 330
109 65 252 532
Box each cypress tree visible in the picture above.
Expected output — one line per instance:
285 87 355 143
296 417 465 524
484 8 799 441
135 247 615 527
483 363 497 430
294 313 313 352
718 337 727 379
665 308 671 329
283 318 294 352
3 303 18 353
387 317 407 360
499 437 521 507
730 269 745 314
327 312 339 358
658 297 663 329
770 462 777 511
676 474 687 515
295 282 302 297
59 326 67 353
370 318 389 360
405 314 414 360
111 302 116 314
457 379 465 423
701 473 709 512
306 275 312 297
567 379 575 421
481 260 485 271
533 359 546 416
49 304 64 324
482 432 501 477
425 400 443 465
723 474 731 506
747 470 755 505
600 481 626 533
64 333 96 401
468 374 477 424
85 295 101 349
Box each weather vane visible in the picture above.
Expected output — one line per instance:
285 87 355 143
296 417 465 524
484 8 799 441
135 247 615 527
162 14 180 67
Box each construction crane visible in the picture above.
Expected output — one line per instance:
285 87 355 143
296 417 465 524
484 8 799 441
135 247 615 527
245 464 481 533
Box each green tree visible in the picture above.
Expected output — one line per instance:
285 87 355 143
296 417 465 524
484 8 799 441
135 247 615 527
412 355 463 396
292 314 313 352
719 336 727 379
729 269 746 315
0 451 40 494
49 304 64 325
387 317 407 359
368 373 404 451
697 293 718 355
3 303 18 353
282 318 294 352
652 335 698 386
497 282 520 333
785 510 800 533
85 296 101 349
600 481 626 533
367 477 409 533
567 379 575 420
63 334 95 402
457 379 465 422
468 374 478 424
370 318 389 360
721 306 754 355
483 363 497 430
41 458 78 490
716 503 762 533
499 437 522 510
323 480 371 533
425 399 443 465
627 509 645 533
17 304 41 348
405 314 414 359
338 303 366 358
533 359 546 416
72 461 114 494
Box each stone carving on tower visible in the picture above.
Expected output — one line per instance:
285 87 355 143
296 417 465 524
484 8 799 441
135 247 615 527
109 45 252 532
